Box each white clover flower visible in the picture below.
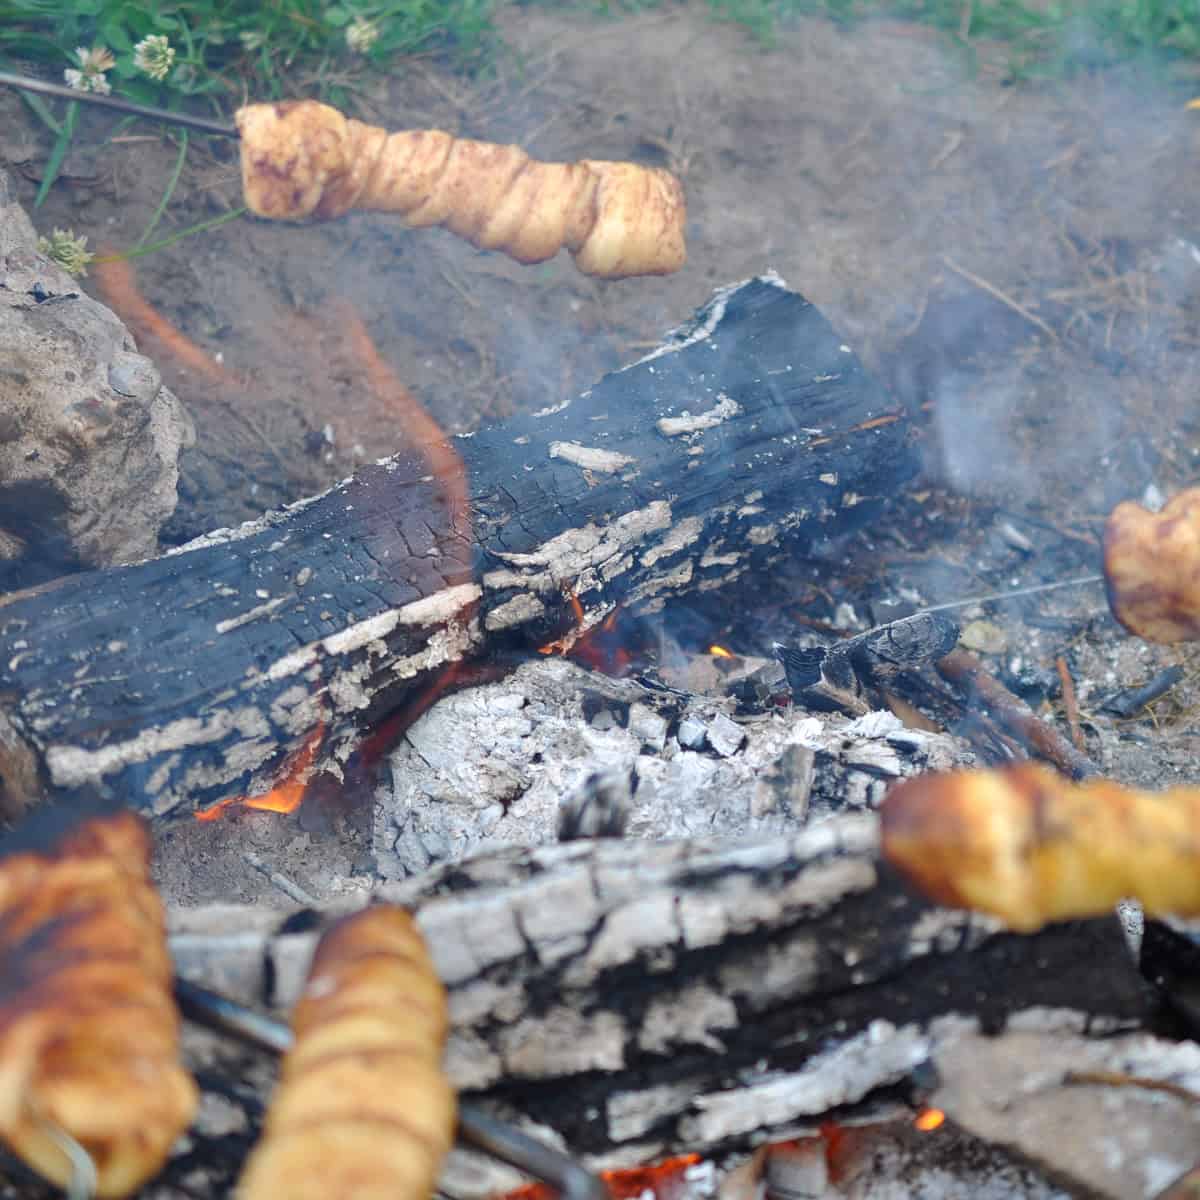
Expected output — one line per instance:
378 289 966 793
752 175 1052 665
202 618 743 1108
133 34 176 82
37 229 95 277
63 46 115 94
346 15 380 54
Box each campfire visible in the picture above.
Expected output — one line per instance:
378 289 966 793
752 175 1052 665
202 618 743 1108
5 72 1200 1200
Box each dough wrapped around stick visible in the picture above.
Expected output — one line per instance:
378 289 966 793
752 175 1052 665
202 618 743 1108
1104 486 1200 643
881 763 1200 932
236 905 456 1200
235 99 687 279
0 808 197 1197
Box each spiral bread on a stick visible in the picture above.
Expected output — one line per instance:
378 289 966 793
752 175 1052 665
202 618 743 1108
235 99 686 278
0 809 197 1197
236 905 455 1200
1104 486 1200 643
882 763 1200 932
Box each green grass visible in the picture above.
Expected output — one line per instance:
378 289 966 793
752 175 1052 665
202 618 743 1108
11 0 1200 267
579 0 1200 76
0 0 496 114
0 0 496 224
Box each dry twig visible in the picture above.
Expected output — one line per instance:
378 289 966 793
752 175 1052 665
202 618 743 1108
1055 655 1085 752
942 255 1059 343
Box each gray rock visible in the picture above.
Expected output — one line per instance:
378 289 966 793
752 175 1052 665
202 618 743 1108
0 170 194 575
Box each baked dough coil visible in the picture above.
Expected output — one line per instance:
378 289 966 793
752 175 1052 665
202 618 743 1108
1105 486 1200 643
236 99 686 279
0 809 197 1197
883 763 1200 932
236 905 455 1200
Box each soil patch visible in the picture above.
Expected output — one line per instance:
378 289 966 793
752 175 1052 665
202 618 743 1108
4 3 1200 901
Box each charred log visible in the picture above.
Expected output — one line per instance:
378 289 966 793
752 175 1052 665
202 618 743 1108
0 275 917 820
169 816 1150 1167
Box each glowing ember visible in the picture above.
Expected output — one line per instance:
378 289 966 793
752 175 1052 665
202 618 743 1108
708 644 734 658
496 1153 703 1200
195 723 324 822
914 1107 946 1132
847 412 902 433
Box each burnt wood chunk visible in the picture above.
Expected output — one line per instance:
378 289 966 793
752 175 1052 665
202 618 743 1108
169 818 1150 1166
0 275 917 819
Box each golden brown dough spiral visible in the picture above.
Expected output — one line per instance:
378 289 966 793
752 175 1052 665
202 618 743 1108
1104 486 1200 643
0 810 197 1197
882 763 1200 932
235 99 686 279
236 905 455 1200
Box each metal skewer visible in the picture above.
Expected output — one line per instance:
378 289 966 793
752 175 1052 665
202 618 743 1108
174 977 609 1200
917 573 1105 614
0 69 237 138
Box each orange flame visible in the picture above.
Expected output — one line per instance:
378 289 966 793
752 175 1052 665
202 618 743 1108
358 660 467 770
195 723 325 822
709 644 734 658
336 301 478 764
914 1107 946 1132
93 254 237 385
338 301 470 586
539 588 590 656
100 280 477 809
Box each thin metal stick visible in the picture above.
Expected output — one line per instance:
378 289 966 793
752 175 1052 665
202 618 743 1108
0 70 237 138
457 1108 609 1200
918 573 1104 614
39 1120 98 1200
174 978 609 1200
174 976 291 1054
242 850 320 908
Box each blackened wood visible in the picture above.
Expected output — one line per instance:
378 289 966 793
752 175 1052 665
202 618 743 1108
774 612 960 714
169 816 1150 1164
0 275 917 820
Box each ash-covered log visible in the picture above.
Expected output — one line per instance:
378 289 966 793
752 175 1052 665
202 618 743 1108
0 274 917 820
169 815 1150 1168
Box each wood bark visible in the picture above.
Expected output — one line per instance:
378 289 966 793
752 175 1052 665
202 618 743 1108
0 275 918 820
169 815 1150 1166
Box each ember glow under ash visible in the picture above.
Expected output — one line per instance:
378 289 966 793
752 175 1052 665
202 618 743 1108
499 1153 706 1200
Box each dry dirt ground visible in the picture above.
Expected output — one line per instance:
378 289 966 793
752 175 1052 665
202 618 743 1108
4 3 1200 905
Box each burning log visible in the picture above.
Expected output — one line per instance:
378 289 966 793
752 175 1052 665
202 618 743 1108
169 815 1150 1174
0 275 917 821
